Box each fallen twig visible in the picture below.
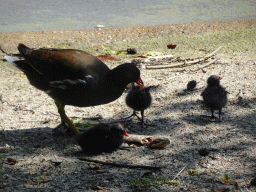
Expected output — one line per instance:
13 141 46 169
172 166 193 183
78 158 163 169
146 46 222 69
200 58 219 69
171 165 187 182
144 54 174 62
204 46 222 59
146 61 187 69
0 46 8 54
190 58 219 72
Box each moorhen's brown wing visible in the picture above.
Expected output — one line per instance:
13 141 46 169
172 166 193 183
17 43 110 82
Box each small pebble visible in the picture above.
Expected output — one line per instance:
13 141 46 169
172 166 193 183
127 48 137 54
198 148 210 156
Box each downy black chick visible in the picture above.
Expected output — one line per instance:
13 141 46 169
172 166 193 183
77 123 128 154
125 85 152 127
187 80 197 90
201 75 228 120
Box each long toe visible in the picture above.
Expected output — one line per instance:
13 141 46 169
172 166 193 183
134 112 142 120
210 116 218 122
52 122 70 135
122 111 142 120
210 110 217 121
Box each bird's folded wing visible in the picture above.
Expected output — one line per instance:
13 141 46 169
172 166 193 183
49 75 94 90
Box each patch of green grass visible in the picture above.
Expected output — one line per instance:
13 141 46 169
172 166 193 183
91 26 256 61
131 178 152 191
1 26 255 70
32 172 51 183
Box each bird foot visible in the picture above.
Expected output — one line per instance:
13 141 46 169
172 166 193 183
52 122 76 135
121 112 153 128
209 115 218 122
122 111 141 120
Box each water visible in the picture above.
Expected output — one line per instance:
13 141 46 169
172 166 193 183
0 0 255 33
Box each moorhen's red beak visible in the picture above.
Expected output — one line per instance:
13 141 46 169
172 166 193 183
118 124 129 136
123 130 129 136
136 78 144 91
219 77 222 80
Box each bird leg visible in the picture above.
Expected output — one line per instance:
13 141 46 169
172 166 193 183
218 108 222 120
122 111 142 120
210 109 217 120
140 110 153 127
54 102 79 134
122 110 151 128
141 110 145 128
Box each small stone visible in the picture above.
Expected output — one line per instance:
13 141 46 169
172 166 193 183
198 148 210 156
127 48 137 54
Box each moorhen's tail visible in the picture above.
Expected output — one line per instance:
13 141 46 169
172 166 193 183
4 55 35 73
4 50 49 92
4 55 21 71
4 44 33 72
17 43 33 56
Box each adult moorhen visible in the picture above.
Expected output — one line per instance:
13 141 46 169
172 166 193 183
201 75 228 120
77 123 128 154
4 44 144 134
125 84 152 127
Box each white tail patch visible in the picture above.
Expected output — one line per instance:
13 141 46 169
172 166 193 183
4 55 21 71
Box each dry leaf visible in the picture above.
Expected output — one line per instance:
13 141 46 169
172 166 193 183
167 44 177 49
213 189 229 192
189 167 206 175
8 162 16 165
96 55 119 61
138 55 147 58
96 170 106 173
92 185 103 190
219 179 237 185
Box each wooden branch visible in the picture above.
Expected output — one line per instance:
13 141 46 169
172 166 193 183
145 58 204 69
171 165 187 181
146 62 187 69
190 58 219 72
78 158 163 169
204 46 222 59
144 54 174 62
0 46 8 54
146 46 222 69
201 58 219 68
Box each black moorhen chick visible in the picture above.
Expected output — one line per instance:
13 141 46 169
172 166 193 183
125 84 152 127
201 75 228 120
77 123 128 154
4 44 144 134
187 80 197 90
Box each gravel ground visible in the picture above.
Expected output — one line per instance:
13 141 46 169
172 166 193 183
0 20 256 191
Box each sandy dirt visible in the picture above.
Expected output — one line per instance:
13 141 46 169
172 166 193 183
0 20 256 191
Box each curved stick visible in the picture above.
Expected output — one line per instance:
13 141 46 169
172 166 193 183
78 157 163 169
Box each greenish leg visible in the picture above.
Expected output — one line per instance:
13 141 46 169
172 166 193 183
54 101 79 134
